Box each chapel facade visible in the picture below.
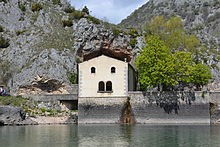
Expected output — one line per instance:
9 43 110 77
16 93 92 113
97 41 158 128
78 54 136 98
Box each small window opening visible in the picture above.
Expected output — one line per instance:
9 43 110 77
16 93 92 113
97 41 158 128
91 67 96 73
111 67 116 73
106 81 112 91
98 81 105 91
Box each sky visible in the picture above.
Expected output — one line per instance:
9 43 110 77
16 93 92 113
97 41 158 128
70 0 148 24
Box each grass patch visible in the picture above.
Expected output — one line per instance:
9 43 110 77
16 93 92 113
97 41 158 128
52 0 61 6
86 16 100 24
40 107 46 113
127 28 139 37
69 10 85 20
70 110 78 113
16 30 26 36
0 96 77 117
112 28 125 37
0 96 28 107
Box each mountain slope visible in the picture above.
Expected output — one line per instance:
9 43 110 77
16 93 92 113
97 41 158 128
120 0 220 51
0 0 132 95
120 0 220 89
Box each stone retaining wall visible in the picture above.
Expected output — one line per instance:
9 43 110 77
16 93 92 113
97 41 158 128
209 91 220 123
78 97 127 123
128 91 210 124
23 91 220 124
23 94 78 101
78 91 212 124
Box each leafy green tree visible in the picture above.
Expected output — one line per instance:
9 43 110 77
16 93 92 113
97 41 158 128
137 16 213 91
145 16 219 63
144 16 201 54
172 51 194 85
135 35 212 91
189 63 212 90
135 35 175 90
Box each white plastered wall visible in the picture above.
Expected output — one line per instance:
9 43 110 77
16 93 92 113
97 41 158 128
78 55 128 97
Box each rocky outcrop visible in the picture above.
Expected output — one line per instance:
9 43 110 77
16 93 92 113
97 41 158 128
0 0 133 95
0 106 37 125
0 105 77 125
73 18 132 60
0 0 76 95
0 120 4 125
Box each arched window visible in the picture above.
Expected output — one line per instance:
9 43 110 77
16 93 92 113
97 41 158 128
91 67 96 73
106 81 112 91
111 67 116 73
98 81 105 91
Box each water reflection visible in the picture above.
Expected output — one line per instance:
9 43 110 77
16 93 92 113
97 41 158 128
0 124 220 147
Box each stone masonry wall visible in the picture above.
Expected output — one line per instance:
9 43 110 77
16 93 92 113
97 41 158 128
78 97 128 124
129 91 210 124
209 92 220 123
78 91 212 124
22 94 78 101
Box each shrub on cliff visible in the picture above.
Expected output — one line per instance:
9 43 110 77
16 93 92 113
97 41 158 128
129 38 137 48
0 26 3 32
128 28 139 37
68 72 77 84
64 7 75 13
82 6 89 15
62 20 73 27
0 36 10 48
69 10 85 20
31 3 43 12
112 28 124 37
19 3 26 12
16 30 26 36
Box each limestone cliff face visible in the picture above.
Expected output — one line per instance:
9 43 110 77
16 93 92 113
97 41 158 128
120 0 220 55
0 0 132 95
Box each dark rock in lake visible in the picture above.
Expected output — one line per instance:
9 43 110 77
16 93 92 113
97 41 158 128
0 120 4 126
0 106 37 125
65 113 78 124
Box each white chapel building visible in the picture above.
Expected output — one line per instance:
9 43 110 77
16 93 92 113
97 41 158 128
78 53 136 98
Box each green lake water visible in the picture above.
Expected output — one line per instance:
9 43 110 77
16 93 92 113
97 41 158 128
0 124 220 147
